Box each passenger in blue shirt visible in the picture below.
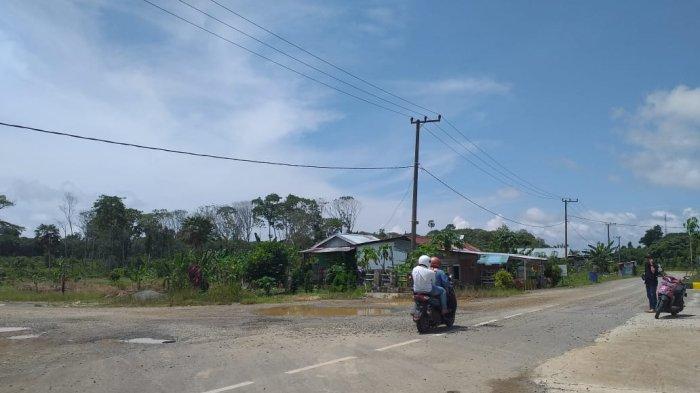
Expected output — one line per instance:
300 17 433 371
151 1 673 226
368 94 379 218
430 257 452 291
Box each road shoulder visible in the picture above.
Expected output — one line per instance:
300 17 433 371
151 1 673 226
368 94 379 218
532 290 700 392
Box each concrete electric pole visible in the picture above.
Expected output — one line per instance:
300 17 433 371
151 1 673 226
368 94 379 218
562 198 578 259
410 115 441 251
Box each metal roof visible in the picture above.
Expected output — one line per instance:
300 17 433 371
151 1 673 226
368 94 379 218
337 234 379 245
477 252 547 265
301 246 354 254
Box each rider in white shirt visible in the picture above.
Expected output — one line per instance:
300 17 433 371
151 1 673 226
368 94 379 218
412 255 448 314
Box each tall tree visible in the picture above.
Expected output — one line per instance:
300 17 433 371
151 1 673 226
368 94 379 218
232 201 255 241
327 196 361 233
252 194 282 240
179 215 214 249
58 192 78 236
685 217 698 265
35 223 61 267
0 194 24 236
639 225 664 247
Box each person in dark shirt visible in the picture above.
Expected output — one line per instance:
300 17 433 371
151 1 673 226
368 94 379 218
643 255 661 312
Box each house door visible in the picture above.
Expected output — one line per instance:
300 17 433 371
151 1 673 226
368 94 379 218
451 265 460 281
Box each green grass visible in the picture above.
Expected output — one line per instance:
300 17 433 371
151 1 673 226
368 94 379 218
455 287 522 299
559 271 626 287
0 286 106 303
0 281 367 307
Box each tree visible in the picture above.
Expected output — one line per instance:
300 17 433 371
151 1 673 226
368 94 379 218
377 244 393 270
490 225 518 253
359 247 379 269
431 229 464 251
0 194 24 236
35 224 61 268
252 194 282 240
179 215 214 249
327 196 361 233
584 241 614 273
58 192 78 236
639 225 663 247
684 217 698 266
232 201 255 241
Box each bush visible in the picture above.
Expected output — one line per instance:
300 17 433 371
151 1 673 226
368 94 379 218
245 241 295 284
494 269 515 289
253 276 276 295
544 260 563 287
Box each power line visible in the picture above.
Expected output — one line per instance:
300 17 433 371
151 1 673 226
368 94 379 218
569 214 684 229
147 0 568 203
175 0 423 117
0 121 411 170
425 124 556 199
205 0 437 116
381 179 412 230
442 116 562 199
139 0 412 118
420 166 564 229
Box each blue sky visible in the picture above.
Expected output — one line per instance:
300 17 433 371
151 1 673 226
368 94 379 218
1 0 698 249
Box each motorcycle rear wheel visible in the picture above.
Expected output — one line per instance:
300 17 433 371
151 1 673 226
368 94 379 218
416 314 431 334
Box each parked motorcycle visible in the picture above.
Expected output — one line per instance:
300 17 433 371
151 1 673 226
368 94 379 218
411 287 457 333
654 274 689 319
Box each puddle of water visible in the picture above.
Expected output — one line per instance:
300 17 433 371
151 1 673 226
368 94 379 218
0 327 30 333
258 305 392 317
8 334 40 340
120 338 175 344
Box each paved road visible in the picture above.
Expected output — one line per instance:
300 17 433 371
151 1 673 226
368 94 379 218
1 278 648 392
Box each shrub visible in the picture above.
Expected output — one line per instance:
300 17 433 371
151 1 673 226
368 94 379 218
494 269 515 289
253 276 276 295
544 260 563 287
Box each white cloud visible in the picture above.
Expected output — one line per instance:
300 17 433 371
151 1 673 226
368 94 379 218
683 207 699 219
485 216 506 230
452 215 469 229
620 85 700 189
497 187 521 200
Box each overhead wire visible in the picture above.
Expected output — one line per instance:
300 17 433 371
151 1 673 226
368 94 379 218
205 0 438 116
442 116 562 199
569 214 685 230
419 166 564 229
381 179 413 231
139 0 413 118
0 121 411 170
145 0 569 204
175 0 424 117
425 123 556 200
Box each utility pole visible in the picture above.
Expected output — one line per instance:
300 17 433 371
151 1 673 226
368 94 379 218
664 213 668 234
410 115 441 251
605 222 615 245
616 235 621 265
562 198 578 259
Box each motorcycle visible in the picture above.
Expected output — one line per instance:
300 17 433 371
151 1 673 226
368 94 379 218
411 287 457 334
655 274 689 319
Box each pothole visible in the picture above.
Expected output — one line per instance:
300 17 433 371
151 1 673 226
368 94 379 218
120 338 176 344
0 327 30 333
258 305 393 317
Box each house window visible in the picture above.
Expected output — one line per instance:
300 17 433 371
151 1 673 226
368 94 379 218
452 265 460 281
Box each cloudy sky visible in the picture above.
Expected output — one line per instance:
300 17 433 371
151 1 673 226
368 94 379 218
1 0 698 249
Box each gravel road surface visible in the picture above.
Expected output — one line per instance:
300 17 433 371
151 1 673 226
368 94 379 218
2 277 681 393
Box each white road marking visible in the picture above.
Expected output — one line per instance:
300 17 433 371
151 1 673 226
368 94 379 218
375 339 422 351
0 327 30 333
8 334 40 340
201 381 254 393
285 356 357 374
503 312 523 319
473 319 499 327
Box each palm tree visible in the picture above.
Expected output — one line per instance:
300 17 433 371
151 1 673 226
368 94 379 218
359 247 379 269
377 244 393 270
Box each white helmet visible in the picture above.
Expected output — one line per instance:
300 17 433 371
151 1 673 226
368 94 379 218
418 255 430 267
